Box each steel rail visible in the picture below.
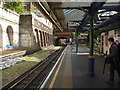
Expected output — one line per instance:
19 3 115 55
1 46 65 90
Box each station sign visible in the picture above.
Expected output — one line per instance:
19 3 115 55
113 34 120 42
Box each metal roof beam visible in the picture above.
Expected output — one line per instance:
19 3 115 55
53 7 88 14
88 1 107 16
94 14 120 31
96 22 120 33
101 6 120 11
76 1 107 32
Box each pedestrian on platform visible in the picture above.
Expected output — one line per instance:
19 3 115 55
105 37 120 85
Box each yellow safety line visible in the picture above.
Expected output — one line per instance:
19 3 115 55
48 51 66 89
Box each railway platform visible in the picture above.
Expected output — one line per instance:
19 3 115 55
43 45 120 88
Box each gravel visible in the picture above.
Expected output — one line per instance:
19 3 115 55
0 58 25 70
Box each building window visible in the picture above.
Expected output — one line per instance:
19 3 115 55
115 30 117 34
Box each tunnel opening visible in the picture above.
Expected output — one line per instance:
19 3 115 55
55 37 69 46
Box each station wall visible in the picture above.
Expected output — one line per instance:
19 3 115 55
0 5 53 50
100 29 120 54
0 6 19 50
19 13 53 49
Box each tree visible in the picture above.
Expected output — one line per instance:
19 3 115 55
3 2 26 14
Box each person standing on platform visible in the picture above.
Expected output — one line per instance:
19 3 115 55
105 37 120 85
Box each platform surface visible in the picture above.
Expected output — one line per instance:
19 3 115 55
44 45 120 88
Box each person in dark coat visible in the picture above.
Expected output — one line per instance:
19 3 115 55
105 37 120 84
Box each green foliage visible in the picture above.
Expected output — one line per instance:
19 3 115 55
94 32 100 39
93 32 101 48
3 2 26 14
72 32 75 39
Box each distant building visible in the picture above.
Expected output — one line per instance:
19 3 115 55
19 2 53 49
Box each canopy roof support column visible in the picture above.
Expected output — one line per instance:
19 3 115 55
88 17 95 77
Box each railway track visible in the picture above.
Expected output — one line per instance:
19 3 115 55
2 46 66 90
1 48 42 62
0 51 26 62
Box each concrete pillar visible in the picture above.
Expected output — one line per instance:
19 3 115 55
52 35 53 45
42 31 45 47
46 33 48 46
48 34 50 46
44 32 47 46
37 30 41 47
50 35 51 45
46 33 49 46
39 31 42 47
43 32 46 47
19 15 36 48
39 31 43 47
50 35 53 45
35 29 40 48
0 25 3 50
38 31 42 47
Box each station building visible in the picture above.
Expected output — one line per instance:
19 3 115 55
19 13 53 49
19 2 53 49
0 2 53 50
0 2 19 50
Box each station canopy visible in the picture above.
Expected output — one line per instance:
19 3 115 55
38 0 120 33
